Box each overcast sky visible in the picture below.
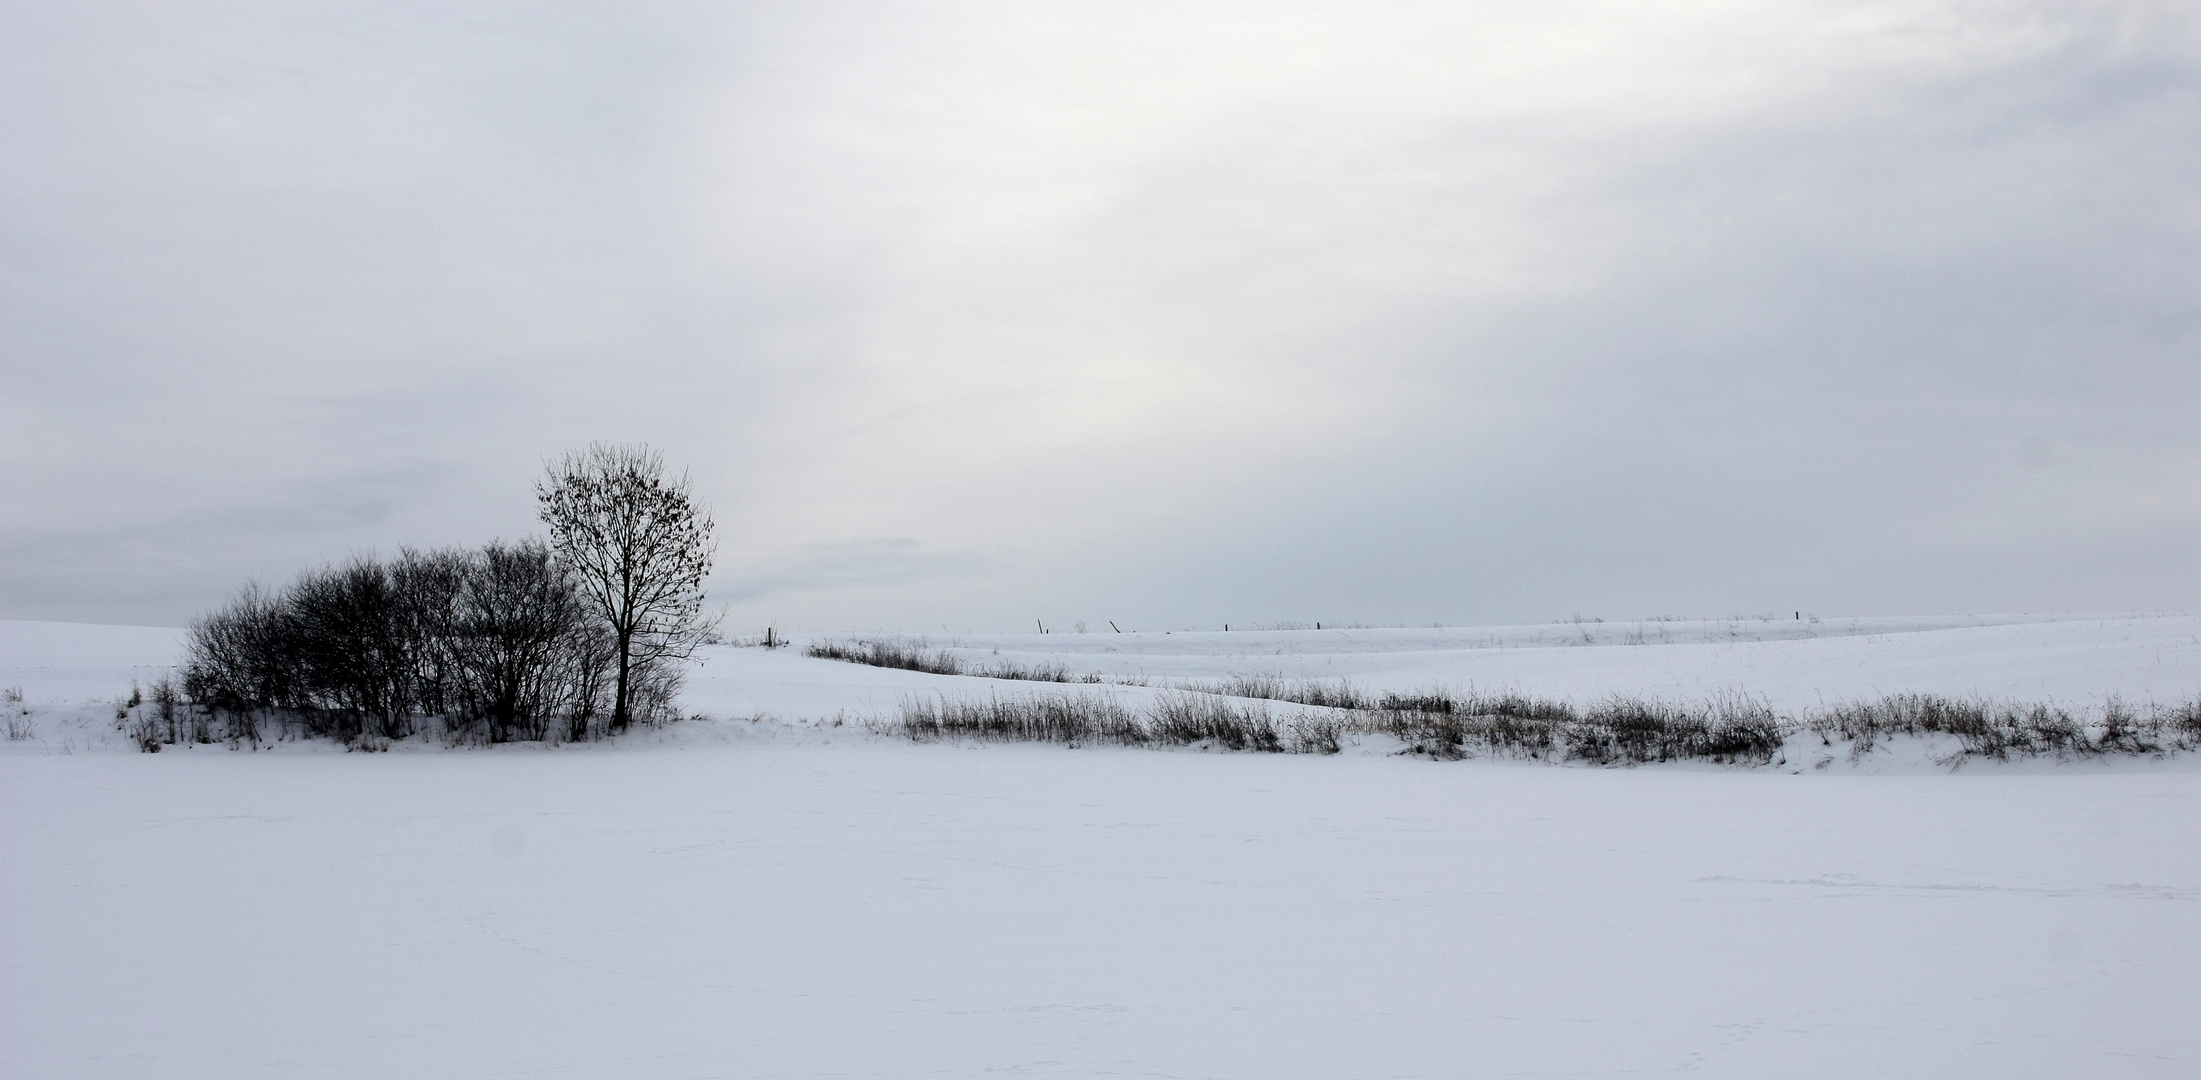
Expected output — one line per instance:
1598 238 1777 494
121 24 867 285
3 1 2196 632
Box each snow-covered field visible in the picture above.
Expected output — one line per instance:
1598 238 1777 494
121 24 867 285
678 613 2201 727
4 615 2199 1077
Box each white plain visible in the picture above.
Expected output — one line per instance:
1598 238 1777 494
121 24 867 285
3 614 2197 1078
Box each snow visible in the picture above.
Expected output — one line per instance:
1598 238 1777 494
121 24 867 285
0 619 186 704
3 614 2199 1077
8 612 2198 731
728 613 2200 713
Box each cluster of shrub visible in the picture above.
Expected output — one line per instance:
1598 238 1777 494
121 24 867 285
173 541 681 749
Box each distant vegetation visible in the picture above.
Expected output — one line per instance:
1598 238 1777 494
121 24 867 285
811 633 2201 766
900 692 1343 755
172 541 653 749
153 443 715 750
806 638 1100 684
887 683 2201 767
1803 693 2200 762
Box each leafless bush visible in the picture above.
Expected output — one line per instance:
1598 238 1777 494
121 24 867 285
5 686 31 742
444 540 608 744
176 542 637 749
127 712 163 752
180 583 294 726
149 676 179 743
620 653 686 731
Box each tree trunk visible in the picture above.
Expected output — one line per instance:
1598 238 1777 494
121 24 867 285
612 627 632 731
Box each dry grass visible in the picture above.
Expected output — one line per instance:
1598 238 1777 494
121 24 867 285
1804 693 2201 762
807 638 1102 683
896 680 2201 767
899 691 1343 754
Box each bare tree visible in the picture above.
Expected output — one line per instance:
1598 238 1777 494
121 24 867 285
536 443 718 731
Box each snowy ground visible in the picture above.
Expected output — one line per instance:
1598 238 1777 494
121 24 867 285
691 612 2201 722
7 613 2199 739
4 614 2198 1077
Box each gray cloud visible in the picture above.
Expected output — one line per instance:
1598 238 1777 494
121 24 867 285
3 1 2196 631
718 538 995 607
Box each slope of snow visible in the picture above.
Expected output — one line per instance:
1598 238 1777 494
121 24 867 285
5 614 2199 755
9 613 2197 722
825 613 2201 709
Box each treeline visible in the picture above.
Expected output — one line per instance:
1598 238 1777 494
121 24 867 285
178 540 680 747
